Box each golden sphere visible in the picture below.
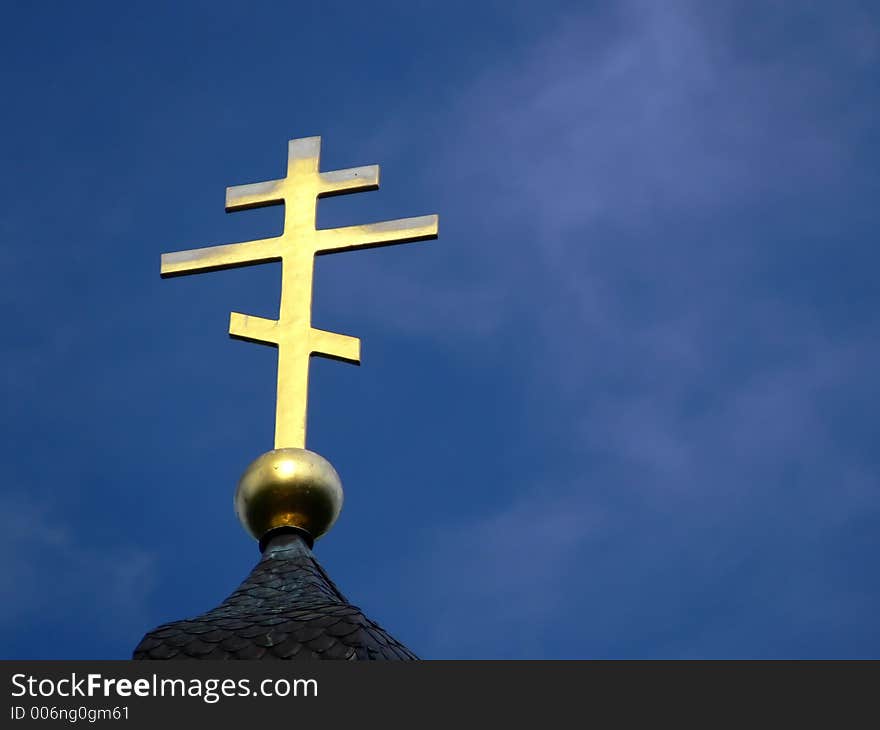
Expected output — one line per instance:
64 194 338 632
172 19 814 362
234 448 343 542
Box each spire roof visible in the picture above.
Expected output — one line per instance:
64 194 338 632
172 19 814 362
133 532 417 661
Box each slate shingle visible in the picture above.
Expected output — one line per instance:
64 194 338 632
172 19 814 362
133 532 417 661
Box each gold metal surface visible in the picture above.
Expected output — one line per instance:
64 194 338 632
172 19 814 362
161 136 438 449
235 448 343 541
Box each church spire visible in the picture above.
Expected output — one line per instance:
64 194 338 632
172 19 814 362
134 136 436 660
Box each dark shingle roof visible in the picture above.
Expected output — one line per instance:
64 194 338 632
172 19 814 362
132 531 417 660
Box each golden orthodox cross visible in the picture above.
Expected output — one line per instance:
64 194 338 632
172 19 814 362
161 136 438 450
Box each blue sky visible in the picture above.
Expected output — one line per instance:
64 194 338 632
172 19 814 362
1 0 878 659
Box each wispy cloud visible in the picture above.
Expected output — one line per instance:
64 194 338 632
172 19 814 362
386 0 880 657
